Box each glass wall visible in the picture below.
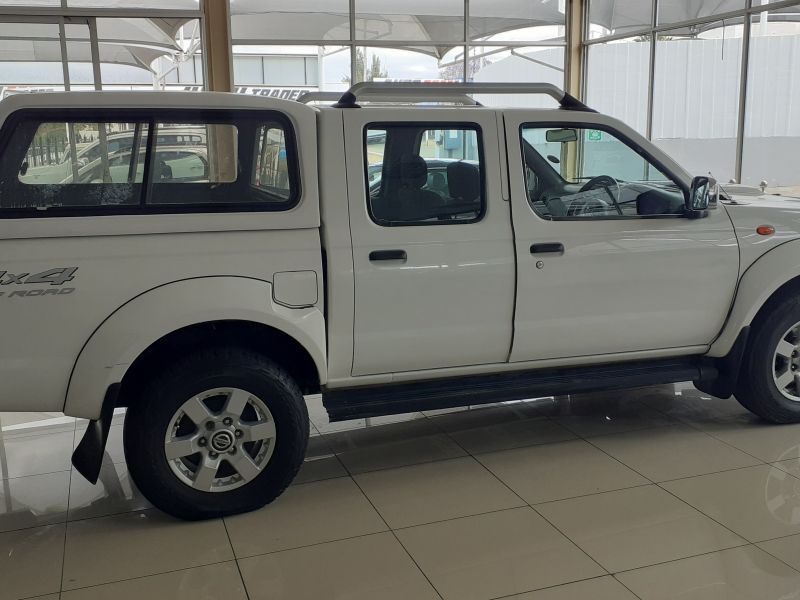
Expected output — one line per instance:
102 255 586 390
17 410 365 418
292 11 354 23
0 3 203 97
586 0 800 195
228 0 567 95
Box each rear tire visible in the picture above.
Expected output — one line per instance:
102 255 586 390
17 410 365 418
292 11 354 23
736 292 800 423
123 347 309 520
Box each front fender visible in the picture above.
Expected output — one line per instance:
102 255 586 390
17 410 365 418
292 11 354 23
709 239 800 357
64 276 326 419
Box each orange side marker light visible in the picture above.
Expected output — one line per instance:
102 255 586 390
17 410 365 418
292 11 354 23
757 225 775 236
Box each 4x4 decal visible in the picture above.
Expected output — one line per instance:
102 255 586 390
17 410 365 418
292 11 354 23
0 267 77 298
0 267 77 286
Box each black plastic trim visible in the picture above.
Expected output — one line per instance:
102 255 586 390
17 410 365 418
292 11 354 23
694 327 750 399
71 383 119 484
323 357 710 421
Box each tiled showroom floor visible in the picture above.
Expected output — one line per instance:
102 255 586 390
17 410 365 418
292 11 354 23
3 383 800 599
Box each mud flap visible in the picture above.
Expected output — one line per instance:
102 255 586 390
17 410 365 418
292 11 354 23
71 383 119 484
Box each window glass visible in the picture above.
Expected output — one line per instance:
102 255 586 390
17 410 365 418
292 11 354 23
652 20 743 185
586 36 651 135
1 112 299 214
253 124 292 200
521 125 685 219
10 121 148 209
150 123 235 186
366 124 483 225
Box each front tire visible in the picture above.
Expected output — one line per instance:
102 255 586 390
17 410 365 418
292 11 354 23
737 292 800 423
123 347 309 520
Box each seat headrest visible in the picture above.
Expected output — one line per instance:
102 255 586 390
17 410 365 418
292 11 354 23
386 154 428 189
447 161 481 201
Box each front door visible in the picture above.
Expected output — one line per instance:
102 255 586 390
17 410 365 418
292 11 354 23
344 108 515 376
504 112 739 362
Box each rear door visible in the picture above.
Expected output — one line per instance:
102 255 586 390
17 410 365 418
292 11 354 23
343 108 515 376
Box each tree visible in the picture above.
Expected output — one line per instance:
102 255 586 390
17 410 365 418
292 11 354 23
342 48 389 84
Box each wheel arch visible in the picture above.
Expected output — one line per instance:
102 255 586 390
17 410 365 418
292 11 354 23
64 276 326 419
709 239 800 357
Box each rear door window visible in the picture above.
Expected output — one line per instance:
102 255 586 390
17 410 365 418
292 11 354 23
364 123 484 225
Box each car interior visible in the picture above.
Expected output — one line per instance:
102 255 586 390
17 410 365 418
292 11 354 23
368 125 483 224
521 128 687 219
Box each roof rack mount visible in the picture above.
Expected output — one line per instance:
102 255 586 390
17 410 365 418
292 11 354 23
331 81 594 112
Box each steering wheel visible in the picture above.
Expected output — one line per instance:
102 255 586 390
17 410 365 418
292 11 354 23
579 175 618 193
578 175 623 216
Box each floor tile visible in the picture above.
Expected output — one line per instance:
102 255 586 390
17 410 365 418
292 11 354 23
477 439 648 504
395 507 605 600
617 545 800 600
0 430 74 479
771 457 800 478
547 396 676 438
641 387 750 426
758 532 800 570
292 434 348 485
62 509 234 590
0 523 65 600
0 470 69 532
662 464 800 542
224 476 387 558
60 561 247 600
293 454 348 486
589 425 761 482
430 404 576 454
701 421 800 463
325 418 467 474
68 462 150 521
354 456 525 528
505 576 639 599
238 532 439 600
537 485 745 572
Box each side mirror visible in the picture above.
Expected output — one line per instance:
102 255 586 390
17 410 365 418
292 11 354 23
685 175 715 218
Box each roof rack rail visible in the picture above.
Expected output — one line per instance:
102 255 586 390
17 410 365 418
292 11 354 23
332 82 594 111
296 91 342 104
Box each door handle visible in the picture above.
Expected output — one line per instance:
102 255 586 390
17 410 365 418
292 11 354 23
530 243 564 255
369 249 407 261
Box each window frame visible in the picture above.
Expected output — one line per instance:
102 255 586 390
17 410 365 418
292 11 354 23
0 107 301 218
363 121 487 227
519 121 690 221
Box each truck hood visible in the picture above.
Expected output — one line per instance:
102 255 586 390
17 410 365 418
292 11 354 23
720 184 800 270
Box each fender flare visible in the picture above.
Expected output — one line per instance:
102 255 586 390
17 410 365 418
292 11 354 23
64 276 327 419
709 239 800 357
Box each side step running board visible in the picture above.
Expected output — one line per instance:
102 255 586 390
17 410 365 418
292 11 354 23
323 358 713 422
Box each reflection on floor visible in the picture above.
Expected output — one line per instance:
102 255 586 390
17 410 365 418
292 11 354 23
3 383 800 599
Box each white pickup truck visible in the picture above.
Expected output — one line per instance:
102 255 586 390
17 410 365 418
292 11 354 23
1 82 799 520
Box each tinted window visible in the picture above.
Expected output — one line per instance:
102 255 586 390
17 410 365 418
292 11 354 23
365 124 484 225
0 111 299 214
10 121 148 209
521 125 685 219
252 124 292 201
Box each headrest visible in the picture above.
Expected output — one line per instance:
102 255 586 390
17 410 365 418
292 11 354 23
447 161 481 202
387 154 428 189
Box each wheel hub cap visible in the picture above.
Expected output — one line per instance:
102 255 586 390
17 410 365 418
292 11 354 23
210 430 235 452
773 323 800 402
164 387 277 493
